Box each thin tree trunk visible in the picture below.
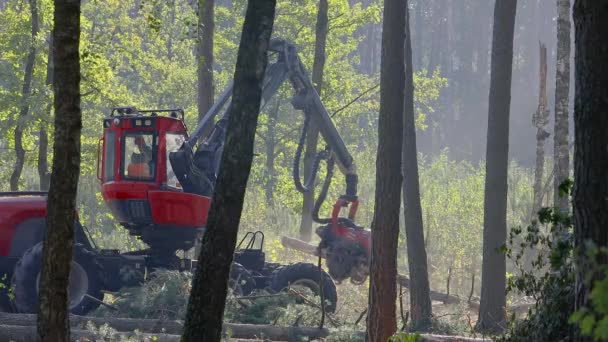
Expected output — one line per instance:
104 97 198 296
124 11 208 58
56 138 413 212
366 0 406 340
38 35 53 191
476 0 517 334
197 0 214 125
36 0 82 340
572 2 608 342
553 0 571 212
181 1 276 340
532 43 549 219
299 0 328 242
10 0 39 191
264 98 280 205
402 5 432 328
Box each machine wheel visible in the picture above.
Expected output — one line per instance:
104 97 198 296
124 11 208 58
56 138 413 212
270 262 337 313
11 242 104 315
229 262 255 296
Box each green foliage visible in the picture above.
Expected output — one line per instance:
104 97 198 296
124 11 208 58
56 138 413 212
388 332 421 342
568 246 608 341
499 181 575 341
94 270 192 320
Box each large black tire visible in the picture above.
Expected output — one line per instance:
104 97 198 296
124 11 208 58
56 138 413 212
230 262 256 296
271 262 337 313
11 242 104 315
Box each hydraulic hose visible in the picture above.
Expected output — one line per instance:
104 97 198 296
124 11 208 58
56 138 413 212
312 155 335 224
293 113 328 193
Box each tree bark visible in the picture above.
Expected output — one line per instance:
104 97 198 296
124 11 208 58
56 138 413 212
36 0 82 340
553 0 571 212
197 0 214 125
476 0 517 334
10 0 39 191
366 0 406 340
402 6 432 327
532 43 549 219
572 2 608 341
299 0 328 242
181 1 276 341
264 99 280 205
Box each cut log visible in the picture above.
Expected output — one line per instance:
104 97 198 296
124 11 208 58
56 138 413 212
0 313 330 341
0 324 181 342
0 314 492 341
0 312 184 334
281 236 481 309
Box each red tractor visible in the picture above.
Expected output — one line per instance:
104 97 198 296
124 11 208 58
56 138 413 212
0 38 370 314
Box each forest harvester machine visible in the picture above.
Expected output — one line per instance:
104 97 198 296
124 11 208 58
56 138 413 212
0 39 371 315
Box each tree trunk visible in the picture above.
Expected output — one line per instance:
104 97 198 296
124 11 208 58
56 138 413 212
553 0 571 212
572 2 608 341
299 0 328 242
402 6 432 327
476 0 517 334
10 0 39 191
264 99 280 205
38 35 53 191
197 0 214 125
532 43 549 219
366 0 406 340
36 0 82 340
181 1 276 341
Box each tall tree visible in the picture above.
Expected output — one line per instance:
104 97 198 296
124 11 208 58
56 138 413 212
532 43 549 218
181 0 276 340
402 5 432 327
36 0 82 340
366 0 406 339
572 2 608 341
10 0 39 191
553 0 571 212
477 0 517 333
197 0 214 123
299 0 328 242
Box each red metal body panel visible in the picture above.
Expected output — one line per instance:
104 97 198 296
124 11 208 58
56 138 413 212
0 197 46 257
148 191 210 227
100 113 204 236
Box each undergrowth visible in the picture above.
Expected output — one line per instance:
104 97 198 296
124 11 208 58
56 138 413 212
498 181 576 341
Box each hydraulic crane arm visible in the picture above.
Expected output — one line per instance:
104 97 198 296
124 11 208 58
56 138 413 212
170 39 358 216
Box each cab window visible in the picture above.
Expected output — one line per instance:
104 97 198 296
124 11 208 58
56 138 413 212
165 133 186 188
103 131 115 182
123 133 155 179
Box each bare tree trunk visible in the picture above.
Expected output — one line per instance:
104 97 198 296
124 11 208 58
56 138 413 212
10 0 39 191
38 35 53 191
264 99 280 205
553 0 571 212
532 43 549 219
299 0 328 242
572 2 608 341
197 0 214 124
181 1 276 341
36 0 82 340
476 0 517 334
402 5 432 328
366 0 406 340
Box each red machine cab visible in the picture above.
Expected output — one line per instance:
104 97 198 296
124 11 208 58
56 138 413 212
98 107 209 254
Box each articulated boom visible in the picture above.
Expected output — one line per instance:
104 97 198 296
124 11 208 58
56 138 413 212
170 39 371 283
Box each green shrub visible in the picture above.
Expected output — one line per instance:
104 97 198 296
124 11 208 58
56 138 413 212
499 181 576 341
